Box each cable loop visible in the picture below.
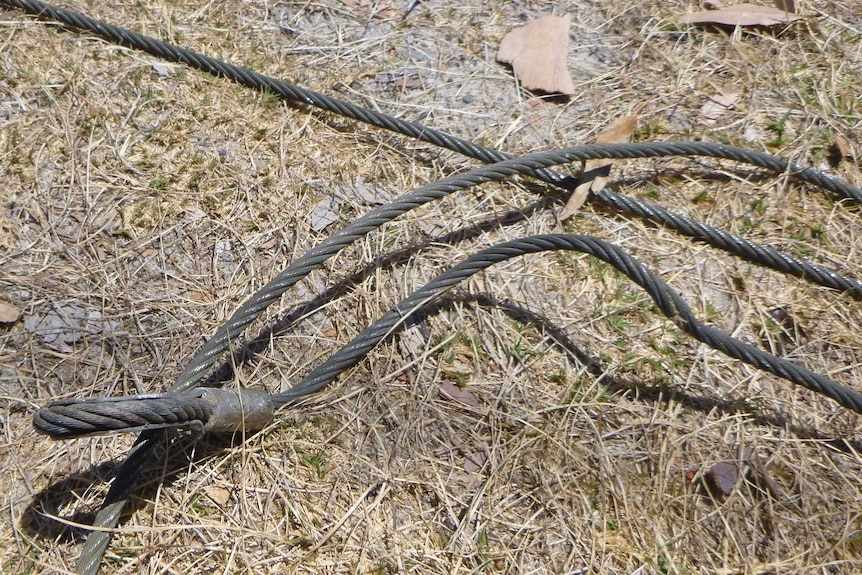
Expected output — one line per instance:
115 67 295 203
4 1 860 573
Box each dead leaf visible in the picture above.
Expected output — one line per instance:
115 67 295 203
256 235 279 250
0 303 22 324
463 451 487 474
835 135 853 161
204 485 231 507
592 115 639 146
310 195 343 232
560 114 638 219
440 381 481 406
189 291 216 303
680 4 805 26
704 461 739 497
496 15 575 96
321 327 338 338
700 83 743 124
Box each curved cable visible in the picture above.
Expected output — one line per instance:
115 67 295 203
274 234 862 413
33 234 862 437
5 1 861 573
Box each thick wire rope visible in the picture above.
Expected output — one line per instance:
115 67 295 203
274 234 862 413
4 0 862 211
5 1 862 572
33 233 862 437
33 393 213 437
39 144 862 575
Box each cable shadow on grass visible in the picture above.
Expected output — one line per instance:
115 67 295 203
201 193 562 388
20 431 253 543
409 292 862 454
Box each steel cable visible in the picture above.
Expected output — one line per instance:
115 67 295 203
5 1 861 572
33 393 214 438
274 234 862 414
33 234 862 438
4 0 862 208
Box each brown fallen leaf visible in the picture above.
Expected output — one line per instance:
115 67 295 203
560 114 638 219
0 302 22 324
703 461 739 498
496 15 575 96
834 135 853 161
189 291 216 303
204 485 231 507
321 327 338 338
440 381 481 406
680 4 805 26
256 235 279 250
700 83 743 124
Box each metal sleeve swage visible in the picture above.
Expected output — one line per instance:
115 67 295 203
33 388 274 438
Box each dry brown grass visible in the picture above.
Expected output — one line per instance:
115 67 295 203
2 0 862 573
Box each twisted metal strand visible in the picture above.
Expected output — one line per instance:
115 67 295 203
595 189 862 296
170 143 862 399
6 1 861 572
33 394 214 438
275 234 862 414
34 388 276 439
5 0 862 206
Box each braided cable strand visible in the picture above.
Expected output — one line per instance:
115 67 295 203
5 0 862 207
33 387 276 439
171 143 862 395
5 1 861 572
594 190 862 296
33 393 214 438
275 235 862 414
